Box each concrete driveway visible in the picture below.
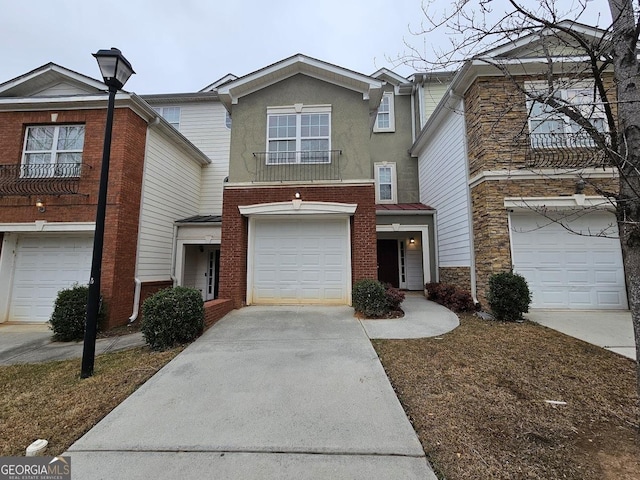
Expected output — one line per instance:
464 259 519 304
66 306 438 479
527 309 636 360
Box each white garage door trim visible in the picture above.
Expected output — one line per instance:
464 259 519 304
6 233 94 323
509 211 627 309
246 215 352 305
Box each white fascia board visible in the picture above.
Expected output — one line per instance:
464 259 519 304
469 168 618 188
504 195 615 211
239 200 357 216
0 64 106 95
0 92 129 109
218 54 383 104
0 221 96 232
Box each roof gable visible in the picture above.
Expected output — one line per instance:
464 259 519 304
217 54 384 109
0 63 107 98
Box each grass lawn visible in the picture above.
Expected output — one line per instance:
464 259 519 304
374 313 640 480
0 346 183 456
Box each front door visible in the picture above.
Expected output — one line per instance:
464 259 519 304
204 247 220 301
377 239 399 288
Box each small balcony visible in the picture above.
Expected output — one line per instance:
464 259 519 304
252 150 342 182
0 163 83 196
523 132 611 169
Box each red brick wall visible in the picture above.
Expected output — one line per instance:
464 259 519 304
203 299 234 328
219 184 377 308
0 108 147 329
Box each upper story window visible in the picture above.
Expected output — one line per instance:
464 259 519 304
21 125 84 178
374 92 395 132
526 81 605 149
374 162 397 204
225 110 232 129
266 104 331 164
153 106 181 129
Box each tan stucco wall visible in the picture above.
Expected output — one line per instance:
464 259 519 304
228 74 372 183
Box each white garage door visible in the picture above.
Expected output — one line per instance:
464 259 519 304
250 218 350 304
510 212 627 309
10 234 94 323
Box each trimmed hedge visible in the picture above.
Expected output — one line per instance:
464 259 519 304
425 282 475 313
487 271 532 321
141 287 205 350
352 279 406 318
49 284 103 341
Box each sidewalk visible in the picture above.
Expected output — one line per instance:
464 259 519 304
0 323 145 366
66 306 439 479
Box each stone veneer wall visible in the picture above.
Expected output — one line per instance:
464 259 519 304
438 267 472 293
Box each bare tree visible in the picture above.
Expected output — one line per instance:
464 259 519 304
402 0 640 395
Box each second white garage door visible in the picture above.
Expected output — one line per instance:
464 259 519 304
510 212 627 309
9 234 94 323
250 218 350 304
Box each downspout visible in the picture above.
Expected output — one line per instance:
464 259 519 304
170 224 179 287
128 279 141 323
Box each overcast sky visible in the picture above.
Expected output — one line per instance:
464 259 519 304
0 0 612 94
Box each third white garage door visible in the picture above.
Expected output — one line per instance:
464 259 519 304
510 212 627 309
249 217 350 304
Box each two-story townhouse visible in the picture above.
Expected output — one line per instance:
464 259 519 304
0 63 215 328
412 22 627 310
214 55 436 308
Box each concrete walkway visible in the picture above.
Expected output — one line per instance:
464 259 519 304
527 309 636 360
0 323 145 366
66 306 439 479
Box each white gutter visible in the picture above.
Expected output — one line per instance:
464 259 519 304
128 278 142 323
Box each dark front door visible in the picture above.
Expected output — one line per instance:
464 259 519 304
377 239 399 287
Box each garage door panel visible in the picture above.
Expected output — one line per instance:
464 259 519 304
9 234 93 323
511 212 627 309
251 218 349 304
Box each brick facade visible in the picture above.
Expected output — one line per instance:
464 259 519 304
0 108 147 329
219 184 377 308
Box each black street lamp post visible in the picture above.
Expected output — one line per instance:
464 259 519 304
81 48 134 378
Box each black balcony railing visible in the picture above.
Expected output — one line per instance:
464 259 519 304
252 150 342 182
0 163 83 196
523 132 611 169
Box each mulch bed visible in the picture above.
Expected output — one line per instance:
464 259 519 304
373 313 640 480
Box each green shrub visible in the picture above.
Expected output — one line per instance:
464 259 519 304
352 279 389 318
49 284 102 341
425 282 475 312
141 287 205 350
487 271 532 321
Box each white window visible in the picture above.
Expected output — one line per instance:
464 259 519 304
374 162 397 203
374 92 395 132
225 110 232 129
526 81 606 148
21 125 84 178
266 105 331 164
153 106 181 129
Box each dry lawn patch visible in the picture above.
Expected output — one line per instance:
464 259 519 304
0 346 182 456
374 314 639 480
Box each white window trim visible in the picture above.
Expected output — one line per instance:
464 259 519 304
153 106 181 130
265 104 332 164
374 91 395 133
21 125 84 178
374 162 397 204
525 80 606 148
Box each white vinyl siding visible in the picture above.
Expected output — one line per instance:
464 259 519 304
32 83 95 97
137 130 202 281
405 240 424 290
417 98 471 267
152 102 230 215
421 81 450 126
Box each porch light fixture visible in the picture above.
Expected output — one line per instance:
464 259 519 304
294 192 301 199
35 199 45 213
409 237 415 244
81 48 135 379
